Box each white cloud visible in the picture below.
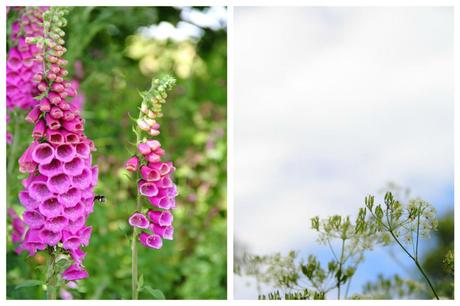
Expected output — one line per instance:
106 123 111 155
234 7 453 298
139 21 204 41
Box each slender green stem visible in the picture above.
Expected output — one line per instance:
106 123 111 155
326 238 338 262
415 213 420 261
7 111 21 186
6 111 21 207
344 276 353 299
388 228 439 300
414 259 439 300
46 251 57 300
131 193 141 299
337 238 346 300
131 126 142 300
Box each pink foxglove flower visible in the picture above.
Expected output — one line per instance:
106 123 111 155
8 208 26 249
126 76 177 251
6 8 84 146
125 156 139 172
6 7 47 145
16 8 97 281
6 7 47 111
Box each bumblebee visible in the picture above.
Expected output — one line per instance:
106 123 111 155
94 195 106 203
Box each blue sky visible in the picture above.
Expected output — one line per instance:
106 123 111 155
233 7 453 299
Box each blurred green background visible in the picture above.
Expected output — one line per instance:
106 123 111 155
6 6 227 299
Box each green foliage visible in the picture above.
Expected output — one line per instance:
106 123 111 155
7 6 226 300
422 211 454 298
443 250 454 276
259 289 325 300
354 274 423 299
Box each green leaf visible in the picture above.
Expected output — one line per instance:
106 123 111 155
142 285 165 299
15 280 43 289
137 273 144 292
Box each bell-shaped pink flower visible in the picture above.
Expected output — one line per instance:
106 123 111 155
62 264 89 281
137 143 151 155
28 181 52 202
146 139 161 151
62 118 83 132
23 210 45 229
32 119 46 139
45 113 61 130
44 216 68 232
63 203 85 221
158 176 173 188
39 198 62 218
62 231 81 250
151 224 174 240
75 142 90 158
148 162 171 176
125 156 139 172
148 195 173 210
50 106 63 119
63 157 84 176
66 216 85 234
39 229 62 246
139 232 163 249
69 248 86 265
147 210 173 227
140 165 160 181
72 168 92 189
83 198 94 215
18 141 38 173
78 226 92 246
55 143 76 162
32 143 55 165
47 130 65 145
21 229 47 256
60 289 73 300
47 173 71 194
57 187 81 207
128 212 150 229
19 191 40 210
146 152 161 163
38 158 63 177
90 166 98 187
39 98 51 112
7 48 22 71
8 208 26 244
25 106 41 123
64 132 80 144
138 180 158 197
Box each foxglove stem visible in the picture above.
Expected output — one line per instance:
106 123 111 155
7 111 20 189
46 251 57 299
131 131 142 300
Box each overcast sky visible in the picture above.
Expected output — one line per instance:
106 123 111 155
233 7 453 299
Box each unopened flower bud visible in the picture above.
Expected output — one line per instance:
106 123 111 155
125 156 139 172
137 119 150 131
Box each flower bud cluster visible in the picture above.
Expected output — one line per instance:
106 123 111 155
136 77 175 137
